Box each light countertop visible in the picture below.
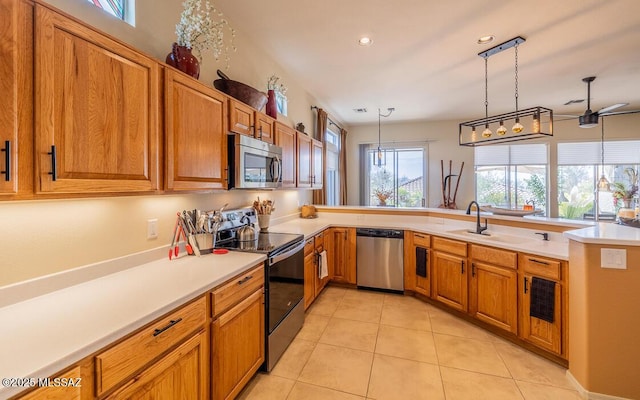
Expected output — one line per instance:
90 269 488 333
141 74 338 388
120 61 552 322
0 251 265 399
563 222 640 246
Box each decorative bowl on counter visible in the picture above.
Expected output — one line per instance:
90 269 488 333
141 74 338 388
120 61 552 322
480 205 542 217
618 217 640 228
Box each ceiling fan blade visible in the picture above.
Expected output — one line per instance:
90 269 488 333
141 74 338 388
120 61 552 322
556 116 581 122
597 103 628 114
555 114 580 118
600 109 640 116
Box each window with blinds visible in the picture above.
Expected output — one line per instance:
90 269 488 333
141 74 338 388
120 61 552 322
557 140 640 220
474 143 549 214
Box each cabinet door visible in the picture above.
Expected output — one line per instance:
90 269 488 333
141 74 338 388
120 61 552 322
328 227 356 284
275 122 296 188
165 70 228 190
311 139 323 188
255 112 275 144
296 132 312 188
432 251 467 312
105 330 208 400
17 360 92 400
35 5 160 194
228 99 254 136
469 261 517 334
520 273 562 354
212 289 264 400
0 0 32 198
304 248 316 310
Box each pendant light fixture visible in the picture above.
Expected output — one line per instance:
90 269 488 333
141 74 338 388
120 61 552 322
481 57 492 138
374 107 395 166
597 116 610 191
459 36 553 146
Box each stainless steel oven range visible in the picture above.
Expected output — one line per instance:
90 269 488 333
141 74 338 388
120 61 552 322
214 207 304 371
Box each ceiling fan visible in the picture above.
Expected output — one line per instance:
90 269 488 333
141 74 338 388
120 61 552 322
557 76 639 128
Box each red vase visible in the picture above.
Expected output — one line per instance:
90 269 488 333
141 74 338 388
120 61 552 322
266 89 277 119
166 43 200 79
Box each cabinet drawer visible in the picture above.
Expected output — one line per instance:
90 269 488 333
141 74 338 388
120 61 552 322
212 264 264 317
95 296 207 396
304 238 315 256
315 231 324 250
520 254 561 280
471 245 516 269
432 236 467 257
412 232 430 248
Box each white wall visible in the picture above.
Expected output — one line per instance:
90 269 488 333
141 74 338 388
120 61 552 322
346 114 640 210
0 0 337 286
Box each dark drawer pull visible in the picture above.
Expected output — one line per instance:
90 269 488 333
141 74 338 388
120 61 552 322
415 234 427 239
1 140 9 181
461 260 465 274
238 275 253 285
472 263 476 277
529 258 549 266
524 277 528 294
48 145 57 181
153 318 182 337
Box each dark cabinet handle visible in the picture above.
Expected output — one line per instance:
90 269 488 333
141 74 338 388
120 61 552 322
48 145 57 181
153 318 182 337
415 234 427 239
529 258 549 266
524 277 529 294
238 275 253 285
1 140 9 181
472 263 476 277
461 260 465 274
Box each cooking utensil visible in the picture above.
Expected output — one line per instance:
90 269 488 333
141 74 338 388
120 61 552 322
169 217 181 260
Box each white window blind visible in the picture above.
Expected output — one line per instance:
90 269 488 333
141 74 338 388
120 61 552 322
558 140 640 165
474 144 548 166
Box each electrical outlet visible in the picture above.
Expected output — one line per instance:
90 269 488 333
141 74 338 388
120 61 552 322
601 248 626 269
147 219 158 240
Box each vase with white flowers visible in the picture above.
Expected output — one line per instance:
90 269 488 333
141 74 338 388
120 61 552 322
266 75 287 119
166 0 236 79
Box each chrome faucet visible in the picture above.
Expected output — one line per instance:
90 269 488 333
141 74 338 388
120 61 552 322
466 200 488 235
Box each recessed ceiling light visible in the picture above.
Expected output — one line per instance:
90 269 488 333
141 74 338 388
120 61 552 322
358 37 373 46
477 35 495 44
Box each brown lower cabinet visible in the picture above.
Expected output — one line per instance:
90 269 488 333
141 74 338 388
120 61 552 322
326 227 356 285
432 236 468 312
105 329 208 400
404 231 431 297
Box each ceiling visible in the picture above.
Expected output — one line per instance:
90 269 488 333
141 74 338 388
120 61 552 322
215 0 640 125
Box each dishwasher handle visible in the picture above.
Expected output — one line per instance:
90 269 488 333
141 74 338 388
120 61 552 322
356 228 404 239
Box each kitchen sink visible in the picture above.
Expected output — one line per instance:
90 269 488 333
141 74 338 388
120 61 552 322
445 229 528 244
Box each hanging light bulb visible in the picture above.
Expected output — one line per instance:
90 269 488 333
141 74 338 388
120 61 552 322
377 146 383 167
497 120 507 136
512 118 524 133
471 126 477 142
482 124 492 138
532 112 540 133
598 117 610 191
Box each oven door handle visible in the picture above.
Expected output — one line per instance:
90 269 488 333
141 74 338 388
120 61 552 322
269 240 305 265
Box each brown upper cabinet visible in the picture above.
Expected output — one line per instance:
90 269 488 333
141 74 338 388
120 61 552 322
255 112 275 144
164 69 228 191
0 0 33 198
228 99 254 136
34 5 160 194
275 122 296 188
296 131 312 188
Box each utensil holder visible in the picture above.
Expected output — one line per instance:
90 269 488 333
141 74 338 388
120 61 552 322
194 233 215 254
257 214 270 232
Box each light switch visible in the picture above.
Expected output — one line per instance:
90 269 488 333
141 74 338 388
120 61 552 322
601 248 627 269
147 218 158 240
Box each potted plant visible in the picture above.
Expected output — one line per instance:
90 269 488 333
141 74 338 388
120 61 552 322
374 188 393 206
612 168 638 208
167 0 236 78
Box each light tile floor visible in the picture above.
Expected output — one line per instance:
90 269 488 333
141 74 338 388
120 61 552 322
238 287 580 400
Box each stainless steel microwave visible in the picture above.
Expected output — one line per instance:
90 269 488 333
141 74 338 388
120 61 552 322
228 134 283 189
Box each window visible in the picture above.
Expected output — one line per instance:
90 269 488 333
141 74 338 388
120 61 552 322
86 0 134 24
474 144 548 215
325 128 340 206
362 144 427 207
557 140 640 220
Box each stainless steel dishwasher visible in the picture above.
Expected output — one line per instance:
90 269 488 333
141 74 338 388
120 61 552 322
356 228 404 292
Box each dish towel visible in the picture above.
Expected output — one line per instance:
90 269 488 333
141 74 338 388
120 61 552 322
530 277 555 323
416 247 427 278
318 250 328 279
